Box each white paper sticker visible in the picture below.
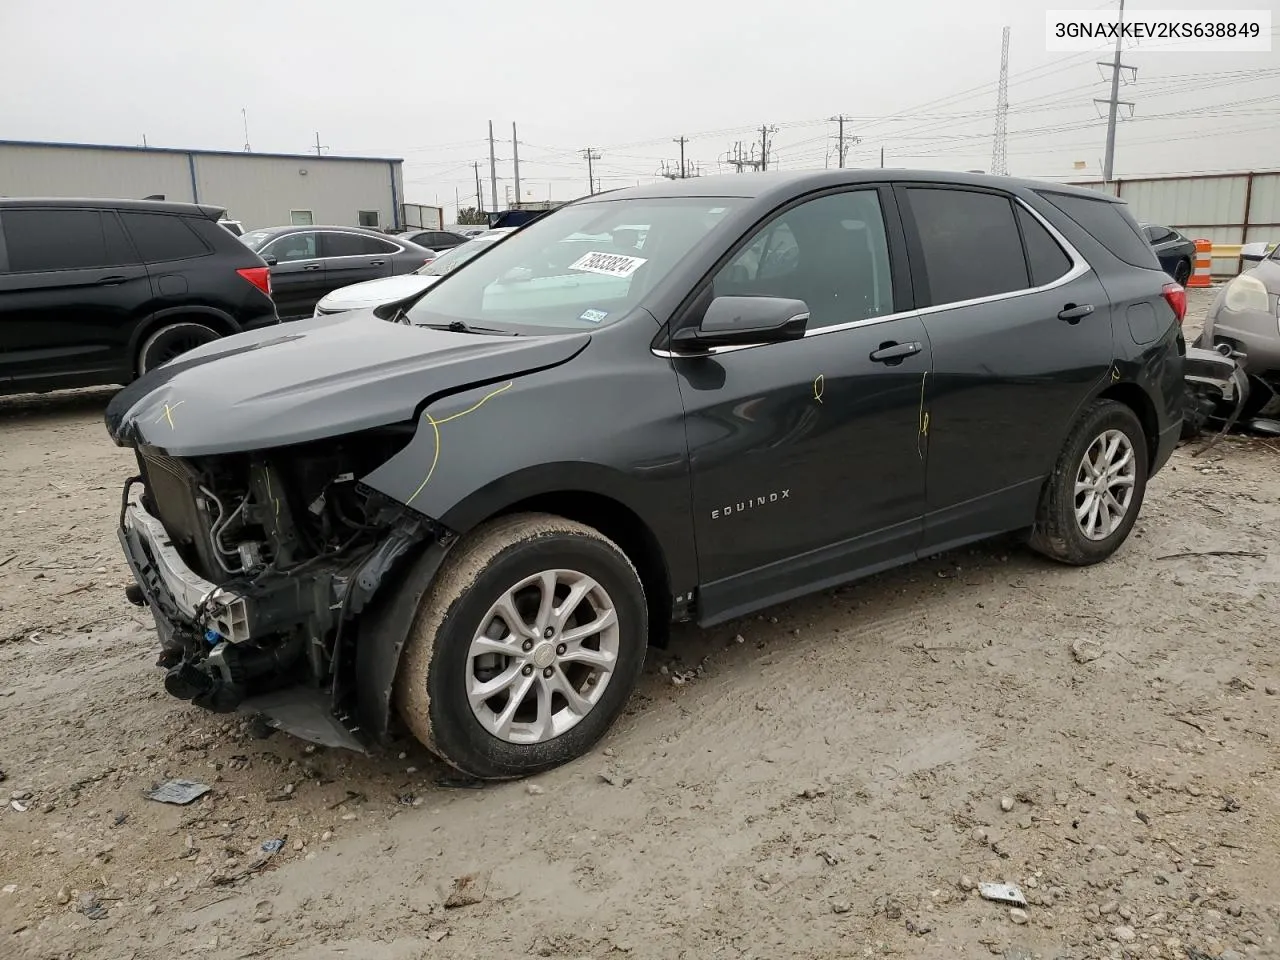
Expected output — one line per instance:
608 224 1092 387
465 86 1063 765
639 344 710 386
568 251 648 278
580 309 608 323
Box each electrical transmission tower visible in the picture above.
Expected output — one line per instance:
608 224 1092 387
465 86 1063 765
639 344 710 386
1095 0 1137 183
990 26 1010 176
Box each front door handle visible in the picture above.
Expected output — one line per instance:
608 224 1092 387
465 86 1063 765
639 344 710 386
1058 303 1094 323
303 263 322 271
369 259 386 267
96 275 127 286
869 341 923 364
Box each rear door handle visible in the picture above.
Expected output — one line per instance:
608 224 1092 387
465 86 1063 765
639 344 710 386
96 275 127 286
1058 303 1094 323
869 341 923 364
303 263 322 271
369 259 386 267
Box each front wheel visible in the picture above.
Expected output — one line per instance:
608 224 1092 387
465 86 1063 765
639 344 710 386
394 513 648 779
1030 399 1149 566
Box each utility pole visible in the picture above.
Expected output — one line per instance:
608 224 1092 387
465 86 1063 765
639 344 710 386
990 27 1010 176
1096 0 1136 183
673 136 689 178
312 132 329 157
880 146 885 168
829 115 860 168
512 122 522 207
454 187 460 219
581 147 601 194
759 125 778 171
487 120 499 212
473 161 483 212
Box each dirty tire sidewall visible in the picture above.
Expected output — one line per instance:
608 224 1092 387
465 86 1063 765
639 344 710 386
1030 399 1149 566
1173 259 1191 287
137 322 221 377
395 513 647 780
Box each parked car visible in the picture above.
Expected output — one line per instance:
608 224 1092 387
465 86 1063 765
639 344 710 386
0 197 277 395
218 219 245 237
1141 221 1195 286
106 170 1185 779
313 228 517 315
1197 242 1280 377
397 228 469 251
238 225 435 320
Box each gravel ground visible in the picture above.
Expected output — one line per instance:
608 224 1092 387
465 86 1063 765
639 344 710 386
2 288 1279 960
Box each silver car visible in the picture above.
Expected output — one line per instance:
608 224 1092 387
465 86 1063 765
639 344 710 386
1198 243 1280 376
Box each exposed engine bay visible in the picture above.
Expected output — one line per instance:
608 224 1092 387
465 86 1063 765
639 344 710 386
118 428 443 745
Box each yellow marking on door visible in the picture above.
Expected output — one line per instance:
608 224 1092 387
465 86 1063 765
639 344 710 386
812 374 824 404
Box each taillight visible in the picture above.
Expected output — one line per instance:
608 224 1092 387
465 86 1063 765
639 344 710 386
1162 281 1186 325
237 266 272 297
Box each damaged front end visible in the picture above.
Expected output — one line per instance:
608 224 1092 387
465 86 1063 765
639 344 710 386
1182 343 1280 443
117 431 446 751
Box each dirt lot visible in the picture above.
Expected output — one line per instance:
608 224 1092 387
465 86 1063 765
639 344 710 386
2 288 1278 960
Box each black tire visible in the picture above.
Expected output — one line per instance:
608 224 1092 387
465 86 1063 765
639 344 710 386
394 512 648 780
136 321 221 377
1029 399 1149 566
1173 258 1192 286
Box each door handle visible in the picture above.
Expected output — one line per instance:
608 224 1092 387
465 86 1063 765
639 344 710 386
369 259 386 267
869 341 923 364
303 263 322 271
1058 303 1094 324
96 275 127 286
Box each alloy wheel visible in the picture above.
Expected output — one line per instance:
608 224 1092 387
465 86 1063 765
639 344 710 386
466 568 620 744
1074 429 1137 540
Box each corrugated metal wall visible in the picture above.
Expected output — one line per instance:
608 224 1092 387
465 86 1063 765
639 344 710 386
1072 171 1280 276
0 142 403 231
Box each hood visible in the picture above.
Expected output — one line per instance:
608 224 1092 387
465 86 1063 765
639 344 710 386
105 311 590 457
317 274 441 311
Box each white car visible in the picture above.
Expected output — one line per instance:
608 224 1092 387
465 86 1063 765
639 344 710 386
313 228 515 316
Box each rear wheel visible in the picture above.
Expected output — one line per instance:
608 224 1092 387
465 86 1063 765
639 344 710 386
395 513 648 780
1030 399 1149 566
1173 258 1191 286
136 321 221 376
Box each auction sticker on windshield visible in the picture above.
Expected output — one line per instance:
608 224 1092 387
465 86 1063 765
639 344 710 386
569 251 648 278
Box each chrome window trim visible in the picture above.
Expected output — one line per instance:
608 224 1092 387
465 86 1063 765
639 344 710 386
651 195 1089 360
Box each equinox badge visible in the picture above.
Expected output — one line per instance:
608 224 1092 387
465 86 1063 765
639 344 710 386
711 489 790 520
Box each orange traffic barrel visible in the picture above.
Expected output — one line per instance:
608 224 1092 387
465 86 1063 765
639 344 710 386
1188 239 1213 288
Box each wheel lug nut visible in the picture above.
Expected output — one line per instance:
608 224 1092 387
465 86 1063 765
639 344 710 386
522 664 533 676
543 667 554 678
556 644 566 656
522 640 534 652
544 627 554 639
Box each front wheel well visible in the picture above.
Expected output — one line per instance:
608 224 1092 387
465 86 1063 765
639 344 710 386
1097 382 1159 472
132 313 236 375
484 492 673 645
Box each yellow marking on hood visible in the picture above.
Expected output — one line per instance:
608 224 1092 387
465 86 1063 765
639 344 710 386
154 400 186 429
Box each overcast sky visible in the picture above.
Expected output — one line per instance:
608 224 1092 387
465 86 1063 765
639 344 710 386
2 0 1276 215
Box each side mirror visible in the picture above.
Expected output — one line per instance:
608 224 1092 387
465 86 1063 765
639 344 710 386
1240 241 1271 263
262 255 278 266
672 296 809 350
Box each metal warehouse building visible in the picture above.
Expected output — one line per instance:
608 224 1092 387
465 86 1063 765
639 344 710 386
0 139 406 232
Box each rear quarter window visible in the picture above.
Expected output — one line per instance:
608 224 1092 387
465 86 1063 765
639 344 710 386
120 212 211 262
1037 191 1160 269
0 208 137 272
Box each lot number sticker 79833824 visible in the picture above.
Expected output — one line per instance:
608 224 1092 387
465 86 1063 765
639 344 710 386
568 251 648 278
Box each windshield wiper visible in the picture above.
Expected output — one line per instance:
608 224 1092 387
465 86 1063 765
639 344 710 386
420 320 519 336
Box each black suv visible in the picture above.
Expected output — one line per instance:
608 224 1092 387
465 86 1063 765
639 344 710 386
105 170 1185 779
0 198 277 395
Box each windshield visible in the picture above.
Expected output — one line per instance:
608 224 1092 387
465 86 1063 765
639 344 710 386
241 230 274 252
405 198 743 330
414 234 506 276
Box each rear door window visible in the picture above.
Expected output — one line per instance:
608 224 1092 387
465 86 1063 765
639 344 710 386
119 212 211 262
1016 206 1073 287
903 187 1029 305
0 208 136 272
1038 191 1160 269
323 232 399 257
263 232 320 262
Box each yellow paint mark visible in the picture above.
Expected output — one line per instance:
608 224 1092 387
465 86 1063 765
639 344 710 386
154 400 185 428
266 469 280 519
406 381 514 504
1110 365 1121 382
812 374 824 405
917 371 930 461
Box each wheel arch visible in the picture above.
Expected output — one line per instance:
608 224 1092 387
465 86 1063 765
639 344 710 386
128 306 242 375
1096 380 1160 473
